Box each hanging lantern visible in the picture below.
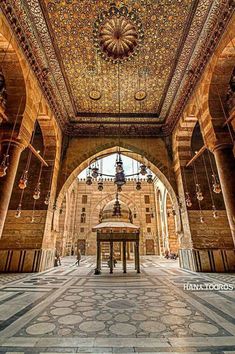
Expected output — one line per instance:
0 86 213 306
116 154 124 173
196 184 204 201
136 180 141 190
212 205 219 219
185 192 192 208
133 207 137 218
31 215 35 223
113 194 121 217
0 154 9 177
33 183 41 200
147 172 153 184
200 215 204 224
91 165 99 178
18 170 28 190
15 204 22 218
140 164 147 175
86 175 93 185
212 174 221 194
44 191 50 205
98 179 103 191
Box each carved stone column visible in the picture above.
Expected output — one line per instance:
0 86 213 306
110 241 113 274
123 241 127 273
213 142 235 244
136 241 140 273
0 140 25 238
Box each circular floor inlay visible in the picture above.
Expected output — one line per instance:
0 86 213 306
26 322 55 335
170 308 192 316
54 301 73 307
115 314 129 322
139 321 166 333
96 313 113 321
64 295 82 301
168 301 187 308
83 310 99 317
50 308 73 316
162 315 185 325
189 322 219 335
58 315 83 325
106 299 136 309
131 313 147 321
161 296 176 301
110 323 136 336
79 320 105 332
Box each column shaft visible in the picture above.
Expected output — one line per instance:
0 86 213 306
213 143 235 244
136 241 140 273
123 241 127 273
110 241 113 274
0 141 24 238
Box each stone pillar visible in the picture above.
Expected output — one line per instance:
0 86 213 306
213 143 235 244
110 241 113 274
123 241 127 273
0 140 25 238
134 242 137 270
136 241 140 273
95 240 101 274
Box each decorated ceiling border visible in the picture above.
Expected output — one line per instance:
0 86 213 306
0 0 234 137
163 0 234 133
0 0 74 129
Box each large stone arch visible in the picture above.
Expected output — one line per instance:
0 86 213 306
54 143 181 239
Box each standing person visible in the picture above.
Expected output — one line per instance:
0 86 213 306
75 248 81 266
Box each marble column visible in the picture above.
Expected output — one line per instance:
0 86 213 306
123 241 127 273
213 142 235 244
134 242 137 270
0 140 25 238
136 241 140 273
95 240 101 274
110 241 113 274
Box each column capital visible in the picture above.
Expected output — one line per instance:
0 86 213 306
212 141 234 153
1 139 27 152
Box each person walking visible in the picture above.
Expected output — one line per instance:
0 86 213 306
75 248 81 266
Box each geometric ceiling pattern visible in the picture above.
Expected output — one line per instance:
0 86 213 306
1 0 234 136
44 0 191 116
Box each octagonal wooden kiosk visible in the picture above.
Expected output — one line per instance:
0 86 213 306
93 221 140 274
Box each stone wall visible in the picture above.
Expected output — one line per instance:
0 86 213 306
58 179 161 257
0 210 55 272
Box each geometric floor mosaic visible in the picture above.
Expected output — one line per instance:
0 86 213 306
0 256 234 353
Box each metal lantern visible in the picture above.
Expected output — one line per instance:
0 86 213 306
196 184 204 201
136 180 141 190
91 166 99 178
18 171 28 190
44 191 50 205
212 205 219 219
185 192 192 208
0 154 9 177
212 174 221 194
147 172 153 184
33 183 41 200
98 179 103 191
15 204 22 218
140 164 147 175
86 175 93 185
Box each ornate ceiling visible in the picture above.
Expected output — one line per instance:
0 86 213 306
0 0 234 136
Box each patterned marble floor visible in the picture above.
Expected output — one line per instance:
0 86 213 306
0 256 234 354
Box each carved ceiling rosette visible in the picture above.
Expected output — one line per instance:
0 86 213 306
93 4 144 63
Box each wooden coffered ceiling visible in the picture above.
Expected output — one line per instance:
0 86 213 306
1 0 234 136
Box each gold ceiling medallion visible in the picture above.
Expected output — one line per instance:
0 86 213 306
89 90 102 100
135 90 147 101
93 4 144 63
